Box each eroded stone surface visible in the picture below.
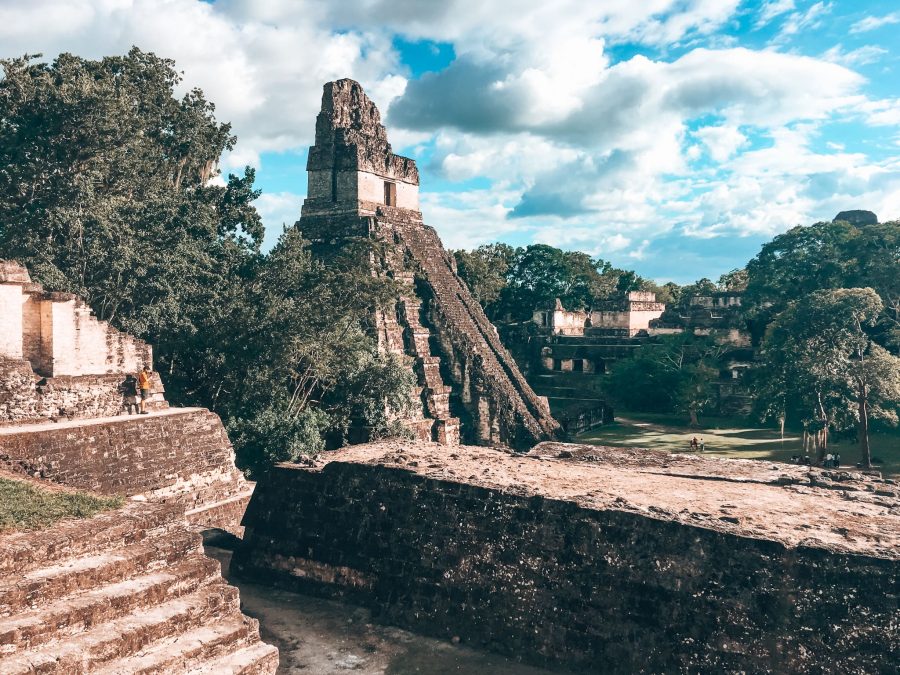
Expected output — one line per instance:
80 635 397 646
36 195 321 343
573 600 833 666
0 500 278 673
0 407 253 535
0 260 166 424
236 441 900 673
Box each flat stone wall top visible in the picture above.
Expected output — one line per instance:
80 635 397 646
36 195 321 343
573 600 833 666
292 441 900 559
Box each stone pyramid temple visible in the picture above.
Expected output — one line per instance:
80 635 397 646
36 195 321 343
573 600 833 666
298 79 561 449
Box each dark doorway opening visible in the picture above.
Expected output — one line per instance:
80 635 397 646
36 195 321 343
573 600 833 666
384 181 397 206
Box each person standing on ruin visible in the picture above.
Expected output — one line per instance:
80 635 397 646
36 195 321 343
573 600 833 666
120 374 139 415
138 365 152 414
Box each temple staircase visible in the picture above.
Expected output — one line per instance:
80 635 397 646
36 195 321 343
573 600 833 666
392 271 460 445
0 501 278 674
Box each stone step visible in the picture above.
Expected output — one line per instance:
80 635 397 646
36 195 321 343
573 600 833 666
92 613 262 675
0 554 220 653
184 640 281 674
186 488 254 537
0 527 200 615
0 583 240 674
0 502 184 577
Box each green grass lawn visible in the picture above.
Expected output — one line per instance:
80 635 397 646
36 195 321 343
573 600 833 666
0 477 123 533
577 412 900 477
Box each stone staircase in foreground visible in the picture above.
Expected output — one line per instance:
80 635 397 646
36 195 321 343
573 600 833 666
0 501 278 674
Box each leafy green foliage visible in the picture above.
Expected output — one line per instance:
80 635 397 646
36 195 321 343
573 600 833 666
454 243 657 320
0 50 262 339
756 288 900 466
605 333 725 424
745 219 900 346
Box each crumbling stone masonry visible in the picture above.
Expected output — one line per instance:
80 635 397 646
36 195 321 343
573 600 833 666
0 408 254 535
0 261 253 535
0 497 278 673
297 79 561 449
0 260 165 423
234 441 900 673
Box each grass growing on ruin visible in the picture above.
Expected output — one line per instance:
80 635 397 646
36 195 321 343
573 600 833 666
0 477 123 533
577 413 900 477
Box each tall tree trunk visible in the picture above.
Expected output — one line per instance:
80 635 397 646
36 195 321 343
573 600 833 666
689 409 699 427
816 394 828 460
859 395 872 469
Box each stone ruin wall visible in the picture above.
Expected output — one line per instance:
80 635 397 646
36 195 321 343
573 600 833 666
0 260 166 424
0 271 274 670
299 80 561 449
0 408 253 536
234 441 900 674
0 260 252 534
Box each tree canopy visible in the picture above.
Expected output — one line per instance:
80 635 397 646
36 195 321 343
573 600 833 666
454 243 659 320
745 219 900 347
756 288 900 466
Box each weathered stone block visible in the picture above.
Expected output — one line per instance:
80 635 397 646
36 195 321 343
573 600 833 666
235 441 900 673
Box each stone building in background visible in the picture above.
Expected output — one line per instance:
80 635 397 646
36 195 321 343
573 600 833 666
524 288 753 418
296 79 561 449
0 260 165 422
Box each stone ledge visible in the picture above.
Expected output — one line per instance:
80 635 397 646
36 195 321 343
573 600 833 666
291 440 900 558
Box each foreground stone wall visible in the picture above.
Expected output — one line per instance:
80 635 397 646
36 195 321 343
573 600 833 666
234 441 900 673
0 408 253 534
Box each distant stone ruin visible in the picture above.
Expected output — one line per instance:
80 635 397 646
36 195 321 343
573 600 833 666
533 292 666 338
298 79 561 449
0 260 165 422
834 209 878 226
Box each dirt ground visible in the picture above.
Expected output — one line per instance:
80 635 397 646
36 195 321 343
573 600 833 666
205 543 565 675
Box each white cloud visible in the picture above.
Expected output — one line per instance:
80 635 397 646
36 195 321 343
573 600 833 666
855 99 900 127
776 1 831 39
850 12 900 34
0 0 404 165
693 125 748 162
1 0 897 267
419 188 528 250
254 191 305 248
755 0 795 28
822 44 887 67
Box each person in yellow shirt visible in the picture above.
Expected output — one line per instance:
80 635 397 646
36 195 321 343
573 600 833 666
137 366 152 414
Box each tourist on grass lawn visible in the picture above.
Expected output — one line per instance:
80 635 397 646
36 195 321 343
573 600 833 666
690 436 697 450
834 453 841 468
138 365 152 414
699 437 705 452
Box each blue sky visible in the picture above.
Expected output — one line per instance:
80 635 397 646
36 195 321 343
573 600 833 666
2 0 899 283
